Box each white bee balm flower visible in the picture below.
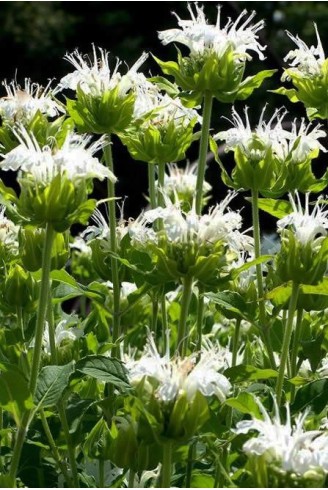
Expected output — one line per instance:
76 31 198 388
277 192 328 247
124 331 231 403
158 3 266 61
235 397 328 476
0 127 116 184
0 78 64 124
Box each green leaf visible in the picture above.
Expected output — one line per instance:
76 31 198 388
266 282 292 305
225 392 262 418
0 362 34 425
231 255 272 279
205 290 250 320
301 278 328 296
34 362 74 408
236 69 277 100
292 379 328 414
191 473 215 488
224 364 278 383
256 198 293 219
76 355 130 389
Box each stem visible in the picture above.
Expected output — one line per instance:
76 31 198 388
185 441 195 488
29 223 55 394
8 411 30 485
151 294 159 335
251 189 276 370
128 469 135 488
195 91 213 215
290 308 303 402
157 162 166 208
276 282 300 406
40 409 71 485
148 164 157 209
99 459 105 488
58 403 80 488
196 286 205 353
177 276 193 356
104 137 121 358
232 319 241 367
161 442 172 488
47 293 57 365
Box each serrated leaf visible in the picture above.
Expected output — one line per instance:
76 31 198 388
0 362 34 425
34 362 74 408
224 364 278 383
292 379 328 414
205 290 250 320
76 355 130 389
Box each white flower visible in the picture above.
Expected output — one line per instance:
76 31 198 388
158 3 266 61
0 127 116 184
277 192 328 247
159 161 211 198
58 45 148 97
318 354 328 377
217 106 326 164
82 207 128 250
284 24 325 78
129 191 253 254
124 331 231 403
70 235 92 257
41 318 83 355
0 78 64 124
235 397 328 476
0 206 19 249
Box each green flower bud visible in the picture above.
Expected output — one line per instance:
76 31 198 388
83 418 112 461
19 226 69 272
1 264 38 312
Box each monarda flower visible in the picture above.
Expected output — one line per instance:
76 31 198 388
0 127 115 231
58 45 148 134
275 192 328 284
235 397 328 486
0 78 64 125
276 24 328 119
156 3 274 104
216 106 327 195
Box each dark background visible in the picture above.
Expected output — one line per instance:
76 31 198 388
1 1 328 230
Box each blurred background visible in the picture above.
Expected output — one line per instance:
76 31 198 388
1 1 328 230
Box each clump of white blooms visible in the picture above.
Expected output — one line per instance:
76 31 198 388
158 3 266 61
235 397 328 476
217 106 327 164
123 331 231 403
0 127 116 184
283 24 325 79
157 162 211 199
129 191 253 254
0 206 19 250
42 318 83 355
58 44 148 98
0 78 64 125
70 235 92 257
82 208 128 251
277 192 328 248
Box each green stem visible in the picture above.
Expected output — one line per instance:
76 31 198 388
251 189 276 370
29 223 55 394
161 442 172 488
290 308 303 402
157 162 166 208
99 459 105 488
232 319 241 367
185 441 195 488
40 409 71 485
0 407 3 472
148 164 157 209
151 294 159 336
47 293 57 365
128 469 135 488
177 276 193 356
104 137 121 357
276 282 300 406
58 403 79 488
8 411 30 485
196 286 205 354
195 91 213 215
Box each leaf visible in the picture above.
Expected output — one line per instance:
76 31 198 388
0 362 34 425
76 355 130 389
236 69 277 100
231 255 272 279
225 392 262 419
205 290 250 320
224 364 278 383
292 379 328 414
34 362 74 408
256 198 293 219
266 282 292 305
191 473 215 488
301 278 328 296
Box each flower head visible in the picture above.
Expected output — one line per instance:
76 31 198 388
284 24 325 79
235 396 328 476
58 45 148 97
0 126 116 184
0 206 19 250
158 162 211 203
277 192 328 247
0 78 64 125
158 3 266 61
42 317 83 355
124 331 231 403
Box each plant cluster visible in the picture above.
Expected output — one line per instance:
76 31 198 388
1 3 328 488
